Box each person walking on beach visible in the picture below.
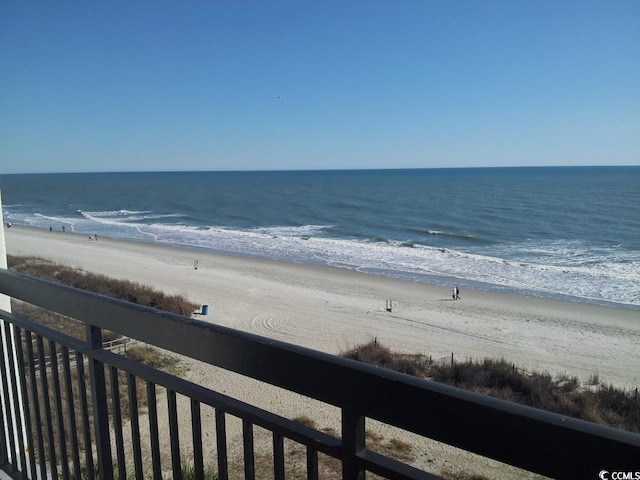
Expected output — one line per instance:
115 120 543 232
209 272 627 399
452 286 457 300
456 286 460 300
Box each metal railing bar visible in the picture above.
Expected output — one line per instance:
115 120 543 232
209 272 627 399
0 382 7 469
9 331 27 478
75 352 95 480
215 408 228 480
49 340 69 480
167 389 181 480
86 325 113 480
78 346 344 473
127 373 143 480
273 431 284 480
147 382 161 480
13 325 35 478
190 399 204 480
25 332 46 480
342 407 365 480
306 446 318 480
357 449 442 480
0 325 14 470
36 334 57 479
0 322 20 469
25 331 46 480
92 347 344 459
242 420 255 480
109 366 126 480
0 410 9 473
61 346 81 480
0 310 85 357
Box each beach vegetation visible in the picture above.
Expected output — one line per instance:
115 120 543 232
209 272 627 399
7 255 200 316
63 460 218 480
292 414 317 429
439 472 491 480
8 255 190 374
342 338 430 377
342 340 640 433
124 344 188 376
179 461 218 480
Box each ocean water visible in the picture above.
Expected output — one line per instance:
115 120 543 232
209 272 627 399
1 167 638 310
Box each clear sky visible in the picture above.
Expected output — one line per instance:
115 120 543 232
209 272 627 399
1 1 638 173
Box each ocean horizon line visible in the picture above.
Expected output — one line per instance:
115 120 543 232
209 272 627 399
2 164 638 177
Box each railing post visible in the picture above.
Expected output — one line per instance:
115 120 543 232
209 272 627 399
87 325 113 480
342 407 365 480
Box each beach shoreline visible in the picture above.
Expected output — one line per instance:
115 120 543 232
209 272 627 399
4 224 639 390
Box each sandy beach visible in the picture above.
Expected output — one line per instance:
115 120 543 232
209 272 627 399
6 225 639 388
3 225 639 478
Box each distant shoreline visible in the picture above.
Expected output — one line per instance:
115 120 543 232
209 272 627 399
5 222 638 313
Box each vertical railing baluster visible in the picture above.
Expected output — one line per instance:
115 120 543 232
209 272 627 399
76 351 95 480
5 322 28 475
62 347 81 480
0 323 15 469
13 326 35 478
0 378 8 469
306 446 318 480
49 340 69 479
127 374 143 480
242 420 255 480
86 325 113 480
273 431 285 480
342 407 365 480
191 399 204 480
167 389 181 480
109 366 126 480
147 382 161 479
215 409 228 480
36 335 57 478
25 332 46 479
0 368 7 468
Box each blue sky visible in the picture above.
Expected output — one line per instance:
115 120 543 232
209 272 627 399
1 1 638 173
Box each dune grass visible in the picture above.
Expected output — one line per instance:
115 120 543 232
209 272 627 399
342 339 639 433
8 255 200 316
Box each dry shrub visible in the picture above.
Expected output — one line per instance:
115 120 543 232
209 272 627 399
440 471 491 480
341 340 640 433
8 255 200 316
292 415 317 429
342 339 430 377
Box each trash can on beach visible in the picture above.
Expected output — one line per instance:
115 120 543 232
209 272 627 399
202 305 209 315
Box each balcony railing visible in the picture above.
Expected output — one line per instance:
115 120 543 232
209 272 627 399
0 268 638 479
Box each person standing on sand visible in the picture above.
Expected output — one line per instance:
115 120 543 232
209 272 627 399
456 286 460 300
452 286 457 300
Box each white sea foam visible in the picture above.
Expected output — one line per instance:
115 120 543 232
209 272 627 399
4 209 639 309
